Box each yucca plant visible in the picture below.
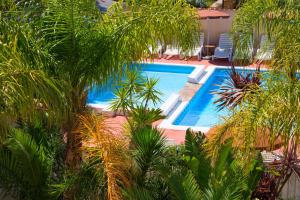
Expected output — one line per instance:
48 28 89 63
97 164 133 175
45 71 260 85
213 64 261 110
110 69 162 113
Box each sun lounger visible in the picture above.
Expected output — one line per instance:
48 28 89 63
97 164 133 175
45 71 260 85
188 32 204 60
163 45 180 59
213 33 233 61
255 35 274 61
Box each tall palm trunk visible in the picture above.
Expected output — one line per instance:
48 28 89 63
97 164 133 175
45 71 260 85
65 84 87 169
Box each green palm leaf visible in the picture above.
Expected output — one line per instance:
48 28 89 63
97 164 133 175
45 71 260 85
0 129 52 200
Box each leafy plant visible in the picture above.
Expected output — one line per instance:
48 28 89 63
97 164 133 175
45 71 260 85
0 129 54 200
168 129 263 200
213 64 261 110
110 69 162 114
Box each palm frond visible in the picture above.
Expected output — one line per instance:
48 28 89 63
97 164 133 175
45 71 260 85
78 114 130 200
0 129 52 200
232 0 300 73
130 127 166 182
168 171 202 200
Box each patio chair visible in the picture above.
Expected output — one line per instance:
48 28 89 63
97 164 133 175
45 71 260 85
212 33 233 61
148 44 163 57
162 45 180 59
233 35 254 61
186 32 204 60
255 35 274 61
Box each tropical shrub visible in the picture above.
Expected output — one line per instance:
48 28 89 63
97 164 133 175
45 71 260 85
0 124 63 200
167 129 263 200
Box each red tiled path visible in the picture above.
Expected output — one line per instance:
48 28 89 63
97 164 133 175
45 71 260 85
105 116 187 144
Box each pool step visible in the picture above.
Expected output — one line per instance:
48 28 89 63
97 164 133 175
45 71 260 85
179 82 201 101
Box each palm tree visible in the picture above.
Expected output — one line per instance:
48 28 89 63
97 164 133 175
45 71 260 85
77 114 130 200
62 109 167 200
211 1 300 198
0 8 65 141
1 0 200 168
232 0 300 76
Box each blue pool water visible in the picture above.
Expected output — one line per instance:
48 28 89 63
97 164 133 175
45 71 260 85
174 68 246 127
87 63 195 107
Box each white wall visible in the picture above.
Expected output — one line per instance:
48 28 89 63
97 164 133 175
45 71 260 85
200 10 235 46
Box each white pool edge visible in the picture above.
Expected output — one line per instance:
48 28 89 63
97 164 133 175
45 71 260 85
159 65 265 132
158 66 215 133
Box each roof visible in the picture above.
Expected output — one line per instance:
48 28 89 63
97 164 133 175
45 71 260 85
198 9 231 19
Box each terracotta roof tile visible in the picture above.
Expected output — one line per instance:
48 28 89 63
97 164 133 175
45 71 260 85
198 9 230 19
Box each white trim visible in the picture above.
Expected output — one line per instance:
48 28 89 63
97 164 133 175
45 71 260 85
160 93 181 116
187 65 205 83
198 66 216 84
142 61 205 68
87 103 108 109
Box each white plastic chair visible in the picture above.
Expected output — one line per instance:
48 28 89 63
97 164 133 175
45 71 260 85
187 32 204 60
255 35 274 61
163 45 180 59
213 33 233 61
148 44 163 58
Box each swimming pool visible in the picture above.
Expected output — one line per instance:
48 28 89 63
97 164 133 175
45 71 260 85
87 63 195 108
173 68 231 127
171 67 264 128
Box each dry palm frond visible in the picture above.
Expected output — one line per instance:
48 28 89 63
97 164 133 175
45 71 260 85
206 111 284 160
78 114 130 200
207 124 283 152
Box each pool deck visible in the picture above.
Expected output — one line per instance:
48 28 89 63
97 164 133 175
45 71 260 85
179 82 201 101
103 58 265 145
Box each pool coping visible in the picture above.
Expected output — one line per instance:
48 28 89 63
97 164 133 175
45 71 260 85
158 65 268 132
87 62 205 112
